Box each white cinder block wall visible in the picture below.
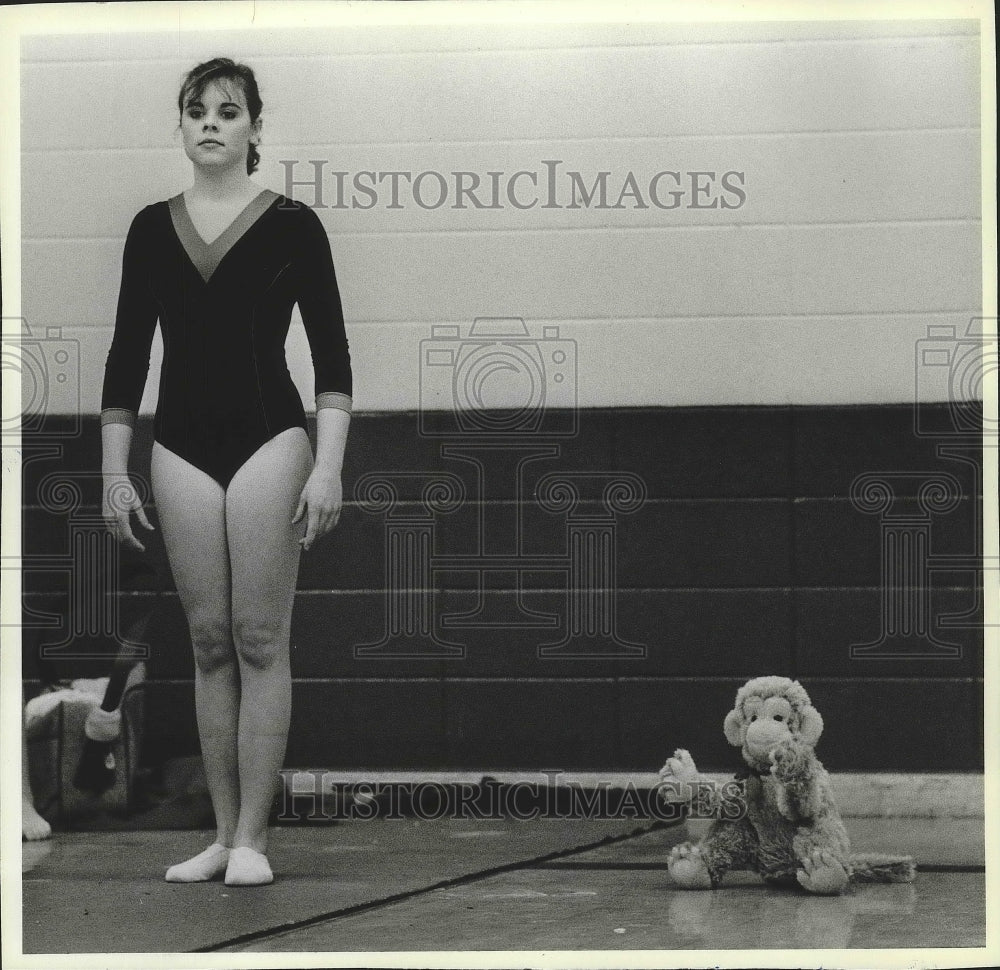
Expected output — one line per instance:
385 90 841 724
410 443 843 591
20 20 981 414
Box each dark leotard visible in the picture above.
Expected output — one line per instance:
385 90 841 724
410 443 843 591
100 189 352 489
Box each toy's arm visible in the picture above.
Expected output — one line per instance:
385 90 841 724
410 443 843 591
658 749 705 803
768 738 825 819
657 748 746 819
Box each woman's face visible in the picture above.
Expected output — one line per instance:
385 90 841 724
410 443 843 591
180 79 260 173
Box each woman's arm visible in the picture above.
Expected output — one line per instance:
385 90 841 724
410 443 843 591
294 204 353 413
101 209 159 427
101 209 159 549
313 403 351 478
294 405 351 550
101 418 134 475
293 205 354 550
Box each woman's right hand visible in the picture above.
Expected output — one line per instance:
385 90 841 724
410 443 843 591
102 472 155 551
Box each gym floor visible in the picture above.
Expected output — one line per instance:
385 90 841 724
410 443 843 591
21 816 986 955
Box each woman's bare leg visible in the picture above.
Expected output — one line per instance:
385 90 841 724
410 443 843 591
22 723 51 841
225 427 311 858
151 443 240 853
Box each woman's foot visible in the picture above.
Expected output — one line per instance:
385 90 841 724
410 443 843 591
165 842 230 882
225 846 273 886
22 798 51 841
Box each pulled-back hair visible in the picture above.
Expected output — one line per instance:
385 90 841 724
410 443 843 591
178 57 263 174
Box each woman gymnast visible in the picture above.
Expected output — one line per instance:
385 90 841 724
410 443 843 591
101 57 353 886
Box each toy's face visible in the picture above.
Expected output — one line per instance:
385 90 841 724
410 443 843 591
741 694 795 759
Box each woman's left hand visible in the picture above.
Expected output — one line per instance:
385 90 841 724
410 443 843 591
293 469 343 550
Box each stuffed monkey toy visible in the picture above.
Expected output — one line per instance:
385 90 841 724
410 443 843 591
659 675 916 894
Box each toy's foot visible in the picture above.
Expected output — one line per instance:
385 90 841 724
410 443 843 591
796 848 849 895
668 842 713 889
763 871 800 889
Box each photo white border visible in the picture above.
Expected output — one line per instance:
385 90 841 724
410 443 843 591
1 1 996 968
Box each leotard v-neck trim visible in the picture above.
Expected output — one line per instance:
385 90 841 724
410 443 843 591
168 187 280 284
